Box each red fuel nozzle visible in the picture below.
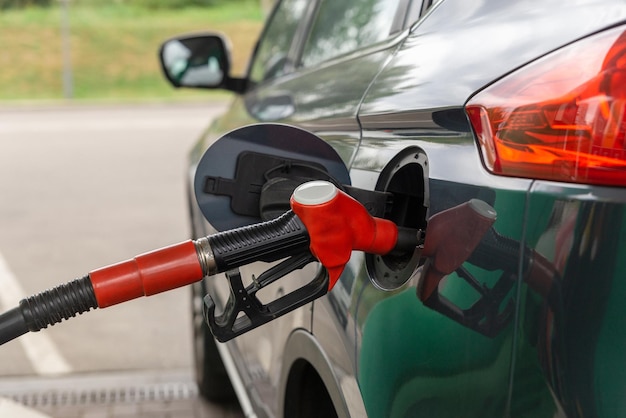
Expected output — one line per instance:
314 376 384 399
0 180 419 345
92 181 413 303
206 181 422 341
291 181 402 290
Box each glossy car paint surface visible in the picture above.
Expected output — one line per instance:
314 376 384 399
179 0 626 417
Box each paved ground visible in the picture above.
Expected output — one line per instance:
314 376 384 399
0 369 243 418
0 102 244 417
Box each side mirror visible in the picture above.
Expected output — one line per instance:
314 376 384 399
159 33 245 92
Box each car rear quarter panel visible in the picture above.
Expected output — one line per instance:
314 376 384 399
348 129 530 418
352 0 626 417
516 183 626 417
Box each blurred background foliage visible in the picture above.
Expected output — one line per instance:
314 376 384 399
0 0 267 101
0 0 52 8
0 0 258 10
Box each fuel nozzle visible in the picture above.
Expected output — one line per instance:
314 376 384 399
291 181 422 289
205 181 423 341
0 181 421 345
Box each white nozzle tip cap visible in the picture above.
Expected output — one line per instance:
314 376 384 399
469 198 497 220
293 181 338 205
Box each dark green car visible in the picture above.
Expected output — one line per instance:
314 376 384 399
160 0 626 416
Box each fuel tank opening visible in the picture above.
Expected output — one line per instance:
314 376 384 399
366 147 429 291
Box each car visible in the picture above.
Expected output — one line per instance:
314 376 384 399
159 0 626 417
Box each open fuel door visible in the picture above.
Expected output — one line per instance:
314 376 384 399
194 124 352 231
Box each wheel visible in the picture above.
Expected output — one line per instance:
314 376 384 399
191 279 237 403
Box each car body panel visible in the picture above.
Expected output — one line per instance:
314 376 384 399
348 134 529 417
512 182 626 417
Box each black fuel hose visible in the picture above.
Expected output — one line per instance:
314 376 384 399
0 276 97 345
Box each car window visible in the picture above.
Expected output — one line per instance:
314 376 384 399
248 0 309 85
405 0 426 28
300 0 403 68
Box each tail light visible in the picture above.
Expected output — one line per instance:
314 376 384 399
466 25 626 187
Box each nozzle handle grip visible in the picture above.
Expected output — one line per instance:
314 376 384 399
208 211 310 273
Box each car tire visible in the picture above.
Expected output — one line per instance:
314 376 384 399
191 280 237 403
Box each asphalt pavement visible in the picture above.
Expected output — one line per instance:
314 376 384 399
0 101 244 417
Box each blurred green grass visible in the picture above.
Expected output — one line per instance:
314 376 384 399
0 2 264 101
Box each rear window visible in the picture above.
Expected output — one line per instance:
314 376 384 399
249 0 309 84
300 0 402 68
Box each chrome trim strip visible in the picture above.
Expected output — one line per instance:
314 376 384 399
215 341 258 418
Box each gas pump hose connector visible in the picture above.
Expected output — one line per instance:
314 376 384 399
0 181 421 346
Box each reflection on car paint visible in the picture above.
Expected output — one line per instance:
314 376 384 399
519 197 626 417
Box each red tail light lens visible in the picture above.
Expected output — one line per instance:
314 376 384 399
466 25 626 187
